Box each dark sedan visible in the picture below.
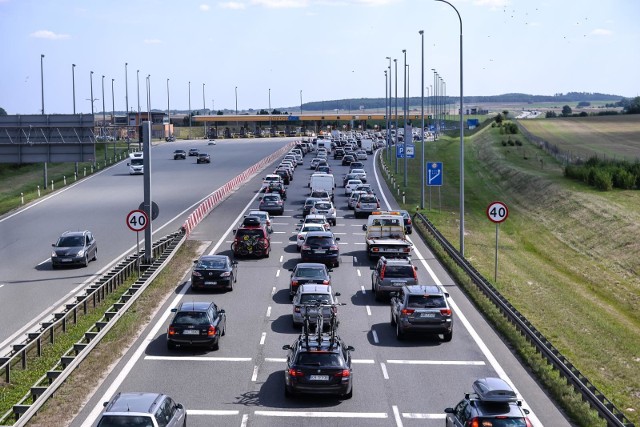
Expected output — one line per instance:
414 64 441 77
300 231 340 268
173 149 186 159
167 301 226 351
341 155 355 166
288 262 332 299
191 255 238 292
259 193 285 215
197 152 211 163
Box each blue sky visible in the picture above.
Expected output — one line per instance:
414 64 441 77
1 0 638 115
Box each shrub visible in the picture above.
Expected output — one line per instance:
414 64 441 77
507 138 515 146
501 140 507 146
515 140 522 146
612 168 636 189
592 169 613 191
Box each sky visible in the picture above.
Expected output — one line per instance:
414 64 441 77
0 0 638 115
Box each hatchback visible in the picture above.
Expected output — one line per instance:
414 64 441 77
259 193 285 216
300 231 340 268
51 230 97 268
350 168 367 183
341 155 355 166
292 284 341 327
188 148 199 156
166 301 226 350
354 193 380 218
191 255 238 292
345 179 363 196
371 256 418 300
288 263 332 299
310 200 337 226
302 197 323 217
296 223 327 251
390 285 453 341
95 392 186 427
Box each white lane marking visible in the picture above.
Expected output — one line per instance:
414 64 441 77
279 255 283 262
366 305 371 316
259 332 266 345
333 232 347 235
351 359 375 364
240 413 248 427
254 411 388 419
386 360 485 366
373 150 541 426
402 413 446 419
265 357 286 362
0 284 4 289
361 285 366 295
357 269 361 277
372 329 379 344
392 405 404 427
273 231 286 234
354 242 366 245
266 306 272 317
275 269 280 277
188 410 240 416
271 287 276 296
270 241 283 244
144 356 252 362
349 224 363 227
251 365 259 381
381 362 389 380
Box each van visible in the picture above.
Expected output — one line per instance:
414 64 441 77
309 173 335 201
127 152 144 175
316 140 331 152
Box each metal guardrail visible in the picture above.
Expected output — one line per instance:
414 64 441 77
0 230 185 426
413 212 634 427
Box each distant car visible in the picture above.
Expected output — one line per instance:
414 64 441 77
345 179 363 196
259 193 285 216
354 193 380 218
398 209 413 234
288 262 332 299
188 148 199 156
191 254 238 292
300 231 340 268
341 155 355 166
349 161 365 171
166 301 226 350
196 152 211 163
173 149 187 160
333 148 345 159
315 165 332 174
262 174 283 191
292 284 341 327
302 197 323 217
350 168 367 183
274 168 291 185
51 230 97 268
95 392 186 427
310 200 337 226
296 223 327 251
390 285 453 341
342 172 360 187
355 150 368 160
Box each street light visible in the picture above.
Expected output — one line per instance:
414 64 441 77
235 86 238 115
419 29 425 209
40 54 45 115
111 78 115 126
188 81 192 139
136 70 140 124
166 78 170 139
146 75 151 116
386 56 392 163
89 71 95 115
300 90 303 115
268 88 271 134
203 83 206 138
394 58 398 174
385 69 388 162
435 0 465 255
403 49 408 187
101 75 106 134
72 64 76 114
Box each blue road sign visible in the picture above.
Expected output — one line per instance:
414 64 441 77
426 162 443 186
396 144 404 158
405 143 415 158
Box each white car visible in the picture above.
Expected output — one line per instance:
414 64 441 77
300 214 331 232
355 150 368 160
351 168 367 183
295 223 327 250
354 184 372 194
310 200 337 226
348 190 366 210
310 158 323 169
261 174 282 191
345 179 363 196
246 210 273 233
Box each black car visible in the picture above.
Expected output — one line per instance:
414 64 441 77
173 149 186 160
167 301 226 351
197 152 211 163
349 161 365 171
283 332 354 399
288 262 332 299
333 148 345 159
300 231 340 268
259 193 285 216
188 148 199 156
341 155 355 166
445 377 533 427
390 285 453 341
302 197 323 217
51 230 97 268
266 182 287 200
191 255 238 292
274 167 292 184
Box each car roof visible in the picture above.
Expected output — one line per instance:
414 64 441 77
404 285 442 295
305 231 334 238
60 230 88 237
305 214 327 220
106 392 163 414
248 210 269 216
295 262 327 269
177 301 212 312
198 255 228 262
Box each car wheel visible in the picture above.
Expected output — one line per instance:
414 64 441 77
221 324 226 336
83 255 89 267
227 280 233 292
396 322 405 340
167 340 176 350
374 290 382 302
284 385 293 398
92 248 98 261
210 339 220 351
390 310 396 326
264 247 270 258
442 330 453 342
343 387 353 399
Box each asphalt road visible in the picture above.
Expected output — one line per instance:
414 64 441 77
70 146 572 427
0 138 290 351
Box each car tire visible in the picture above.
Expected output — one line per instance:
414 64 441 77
284 385 293 398
167 340 176 350
442 331 453 342
396 322 405 340
83 255 89 267
227 281 233 292
210 339 219 351
343 387 353 399
221 324 226 336
390 310 396 326
92 248 98 261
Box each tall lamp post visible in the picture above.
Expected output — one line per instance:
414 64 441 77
402 49 408 187
166 78 170 139
188 81 192 139
384 69 388 162
125 63 129 117
386 56 392 163
419 30 425 209
111 78 115 155
234 86 238 115
136 70 140 124
300 90 303 115
268 88 272 134
394 59 398 174
202 83 207 138
435 0 464 255
40 54 45 115
89 71 95 115
101 75 106 137
72 64 76 114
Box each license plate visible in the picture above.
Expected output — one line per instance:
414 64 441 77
391 281 406 285
420 313 436 318
309 375 329 381
204 281 217 285
61 258 72 262
314 249 326 254
183 330 200 335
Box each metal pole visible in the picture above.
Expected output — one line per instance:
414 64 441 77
269 88 272 134
420 30 425 209
235 86 238 115
203 83 206 138
125 63 129 116
188 81 192 139
101 75 106 139
136 69 140 123
384 70 388 163
394 59 398 174
90 71 94 116
495 223 499 282
300 90 303 115
435 0 465 255
403 49 408 187
111 79 115 125
72 64 76 114
387 57 391 163
40 54 45 115
166 78 170 139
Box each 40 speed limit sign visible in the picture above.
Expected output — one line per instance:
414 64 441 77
126 209 149 232
486 201 509 223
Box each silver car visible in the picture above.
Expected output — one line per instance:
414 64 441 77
94 392 186 427
292 284 341 327
354 193 380 218
348 190 366 210
310 200 337 226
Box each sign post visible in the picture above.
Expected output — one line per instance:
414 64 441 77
486 201 509 282
426 162 443 211
127 209 149 277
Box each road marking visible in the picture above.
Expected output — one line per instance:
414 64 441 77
254 411 388 419
240 413 248 426
275 269 280 277
357 269 361 277
270 241 283 244
279 255 283 262
251 365 259 381
381 362 389 379
351 359 375 364
386 360 485 366
265 357 286 362
271 287 276 296
402 413 446 419
372 329 379 344
333 232 347 235
392 405 403 427
266 306 271 317
145 356 252 362
366 305 371 316
273 231 286 234
360 285 366 294
260 332 266 345
187 410 240 416
354 242 366 245
0 284 4 289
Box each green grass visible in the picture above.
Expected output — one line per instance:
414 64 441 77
381 122 640 425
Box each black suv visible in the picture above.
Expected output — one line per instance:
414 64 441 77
390 284 453 341
371 256 418 301
445 377 533 427
232 217 271 258
51 230 97 268
333 148 345 159
282 333 354 399
166 301 226 351
173 149 186 160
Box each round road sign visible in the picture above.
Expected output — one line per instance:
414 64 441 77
127 209 149 232
486 201 509 223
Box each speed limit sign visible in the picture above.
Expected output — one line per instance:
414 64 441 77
486 201 509 223
126 209 149 232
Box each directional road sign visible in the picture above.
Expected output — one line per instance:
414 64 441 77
126 209 149 232
486 201 509 223
426 162 443 186
405 143 415 158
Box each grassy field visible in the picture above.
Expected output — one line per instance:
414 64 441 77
518 115 640 162
383 117 640 425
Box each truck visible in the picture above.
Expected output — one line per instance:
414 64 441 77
362 211 412 259
127 152 144 175
361 138 374 154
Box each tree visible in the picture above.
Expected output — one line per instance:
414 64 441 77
545 111 557 118
561 105 573 117
577 101 591 107
502 110 509 118
495 113 503 124
622 96 640 114
0 107 7 116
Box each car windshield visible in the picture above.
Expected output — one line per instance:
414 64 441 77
300 294 332 304
297 352 343 367
385 265 414 278
57 236 84 247
314 203 332 210
173 311 209 325
296 267 326 277
263 195 279 202
197 258 226 269
305 218 326 225
302 225 324 233
407 295 446 308
97 415 154 427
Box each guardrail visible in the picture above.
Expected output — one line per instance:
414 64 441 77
412 212 634 427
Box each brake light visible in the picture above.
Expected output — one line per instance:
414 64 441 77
207 326 216 336
292 280 299 287
403 247 411 253
356 203 360 208
440 308 452 316
220 272 231 277
401 309 415 315
334 369 350 378
525 417 533 427
168 326 176 336
380 264 386 280
302 245 310 251
322 280 329 285
329 245 338 250
372 247 380 253
407 218 412 225
288 368 304 377
467 418 479 427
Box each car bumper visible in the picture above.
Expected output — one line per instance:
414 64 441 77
191 277 232 290
398 318 453 335
51 256 85 266
301 252 340 265
260 206 284 215
286 378 351 396
167 335 219 347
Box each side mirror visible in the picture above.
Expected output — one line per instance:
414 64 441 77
52 243 56 247
219 309 226 314
362 224 367 231
193 259 198 264
232 261 238 266
103 401 109 407
444 292 450 298
232 229 237 234
176 403 184 410
170 308 177 312
282 344 292 350
444 408 455 414
335 237 340 241
346 346 355 352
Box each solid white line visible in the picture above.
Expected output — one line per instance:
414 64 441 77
372 329 379 344
351 359 375 364
144 356 252 362
392 405 404 427
333 232 347 235
275 269 280 277
381 362 389 380
273 231 286 234
259 332 266 345
265 357 286 362
188 410 240 416
357 269 361 277
251 365 259 381
240 413 248 427
366 305 371 316
402 413 446 419
266 306 272 317
354 242 366 245
386 359 485 366
254 411 388 419
360 285 366 294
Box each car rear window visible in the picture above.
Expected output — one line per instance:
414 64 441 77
296 267 326 277
359 196 377 203
305 236 334 245
385 265 415 278
198 259 226 269
173 311 209 325
97 415 154 427
297 352 343 367
263 195 279 201
407 295 446 308
300 293 332 304
314 203 331 210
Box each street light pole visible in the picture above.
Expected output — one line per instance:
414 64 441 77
101 75 106 136
419 30 425 209
403 49 408 187
188 81 192 139
300 90 303 115
435 0 465 255
385 69 388 162
203 83 206 138
268 88 271 135
394 58 398 174
72 64 76 114
166 78 170 139
136 69 140 124
387 56 392 163
40 54 45 115
90 71 95 115
235 86 238 115
431 69 437 137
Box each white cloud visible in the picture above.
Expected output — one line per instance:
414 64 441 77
144 39 162 44
591 28 612 36
473 0 509 9
200 4 210 11
30 30 70 40
251 0 309 8
219 1 246 9
353 0 400 5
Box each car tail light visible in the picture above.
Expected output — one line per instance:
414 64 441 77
220 272 231 277
440 308 452 316
401 308 415 315
302 245 310 251
207 326 217 336
376 202 380 208
403 247 411 253
356 203 360 208
334 369 350 378
372 247 380 253
168 326 176 336
329 244 338 250
467 418 479 427
192 271 202 277
407 218 412 225
413 267 418 280
288 368 304 377
525 418 533 427
322 280 329 285
292 280 299 287
294 306 301 313
380 265 386 279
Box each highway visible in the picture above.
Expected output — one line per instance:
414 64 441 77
66 143 571 427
